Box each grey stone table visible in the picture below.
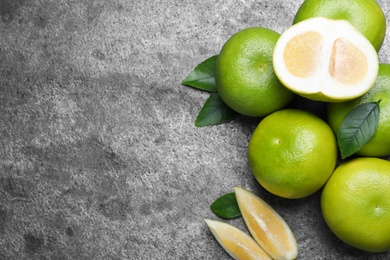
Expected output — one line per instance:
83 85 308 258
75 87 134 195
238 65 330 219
1 0 390 259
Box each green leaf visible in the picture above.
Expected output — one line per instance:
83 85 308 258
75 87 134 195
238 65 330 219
182 55 218 92
210 192 241 219
195 93 238 127
337 101 381 159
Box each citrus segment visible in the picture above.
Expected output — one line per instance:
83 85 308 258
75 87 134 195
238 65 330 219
273 17 378 102
321 158 390 252
234 187 298 260
328 39 367 85
284 31 322 78
205 219 272 260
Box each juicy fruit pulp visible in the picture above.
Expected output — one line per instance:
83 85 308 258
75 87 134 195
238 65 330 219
248 109 337 199
327 63 390 157
321 158 390 252
205 219 272 260
293 0 387 52
215 27 294 117
273 17 379 102
234 187 298 260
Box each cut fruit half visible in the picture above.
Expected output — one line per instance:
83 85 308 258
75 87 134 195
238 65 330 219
234 187 298 260
273 17 379 102
205 219 272 260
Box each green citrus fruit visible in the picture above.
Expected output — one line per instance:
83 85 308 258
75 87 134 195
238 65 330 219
321 157 390 252
248 109 338 199
293 0 386 52
215 27 294 117
327 63 390 157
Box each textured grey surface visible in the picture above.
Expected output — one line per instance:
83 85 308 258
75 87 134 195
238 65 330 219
1 0 390 259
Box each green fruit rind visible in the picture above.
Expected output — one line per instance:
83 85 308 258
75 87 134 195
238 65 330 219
321 158 390 252
215 27 294 117
248 109 337 199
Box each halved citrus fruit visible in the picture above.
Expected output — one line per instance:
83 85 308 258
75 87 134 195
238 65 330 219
234 187 298 260
205 219 272 260
273 17 379 102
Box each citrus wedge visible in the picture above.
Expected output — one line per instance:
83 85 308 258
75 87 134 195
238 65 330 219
273 17 379 102
234 187 298 260
205 219 272 260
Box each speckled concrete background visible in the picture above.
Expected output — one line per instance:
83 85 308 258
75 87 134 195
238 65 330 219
1 0 390 259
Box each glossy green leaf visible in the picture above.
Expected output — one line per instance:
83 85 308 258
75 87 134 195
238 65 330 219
210 192 241 219
182 55 218 92
195 93 238 127
337 101 381 159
